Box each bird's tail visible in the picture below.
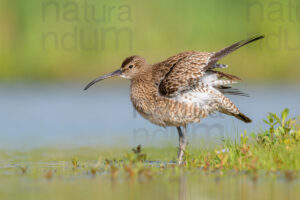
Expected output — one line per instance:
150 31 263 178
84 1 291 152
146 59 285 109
234 112 252 123
218 94 252 123
221 110 252 123
208 35 265 66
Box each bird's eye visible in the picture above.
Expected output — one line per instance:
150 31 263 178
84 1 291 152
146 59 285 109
128 65 133 69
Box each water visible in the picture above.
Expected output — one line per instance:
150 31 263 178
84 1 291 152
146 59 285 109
0 82 300 150
1 171 299 200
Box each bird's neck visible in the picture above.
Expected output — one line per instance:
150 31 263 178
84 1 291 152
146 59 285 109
130 75 156 113
130 68 155 97
132 65 153 81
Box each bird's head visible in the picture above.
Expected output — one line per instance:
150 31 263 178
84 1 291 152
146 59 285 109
84 55 149 90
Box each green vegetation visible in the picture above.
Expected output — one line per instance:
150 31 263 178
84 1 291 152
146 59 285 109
1 0 300 81
0 109 300 199
183 108 300 171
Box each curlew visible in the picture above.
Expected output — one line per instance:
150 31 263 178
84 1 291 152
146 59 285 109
84 35 264 165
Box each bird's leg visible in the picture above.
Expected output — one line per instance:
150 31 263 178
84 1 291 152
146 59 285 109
177 125 187 165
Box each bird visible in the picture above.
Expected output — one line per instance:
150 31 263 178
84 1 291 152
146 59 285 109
84 35 264 165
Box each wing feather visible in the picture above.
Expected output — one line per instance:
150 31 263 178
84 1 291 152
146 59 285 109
158 52 212 97
157 35 264 97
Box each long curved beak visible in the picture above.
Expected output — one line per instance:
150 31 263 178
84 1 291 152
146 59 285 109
84 69 122 90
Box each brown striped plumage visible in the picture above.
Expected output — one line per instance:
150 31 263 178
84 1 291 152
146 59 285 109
84 35 264 164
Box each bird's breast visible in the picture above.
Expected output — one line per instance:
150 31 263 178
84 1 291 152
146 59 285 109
130 81 168 126
130 81 157 114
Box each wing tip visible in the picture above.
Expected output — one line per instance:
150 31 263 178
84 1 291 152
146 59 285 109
241 35 265 47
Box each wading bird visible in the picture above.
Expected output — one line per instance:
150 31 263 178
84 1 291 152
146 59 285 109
84 36 264 164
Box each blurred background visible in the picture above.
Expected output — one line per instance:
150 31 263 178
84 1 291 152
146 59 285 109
1 0 300 149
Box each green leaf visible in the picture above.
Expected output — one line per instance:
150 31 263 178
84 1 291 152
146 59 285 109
278 126 285 134
267 114 273 123
271 113 280 124
281 108 289 126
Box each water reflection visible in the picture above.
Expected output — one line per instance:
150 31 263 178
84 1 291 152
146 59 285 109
0 158 299 199
176 173 298 200
179 174 187 200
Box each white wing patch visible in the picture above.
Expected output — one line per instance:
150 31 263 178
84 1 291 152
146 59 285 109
171 71 231 112
200 71 218 85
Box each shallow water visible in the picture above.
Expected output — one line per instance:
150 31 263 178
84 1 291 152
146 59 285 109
0 160 299 200
0 82 300 149
0 148 299 200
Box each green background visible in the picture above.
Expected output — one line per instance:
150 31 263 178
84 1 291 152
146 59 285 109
0 0 299 82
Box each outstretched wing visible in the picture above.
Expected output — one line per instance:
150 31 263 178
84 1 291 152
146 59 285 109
158 52 212 97
207 35 265 66
158 35 264 97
